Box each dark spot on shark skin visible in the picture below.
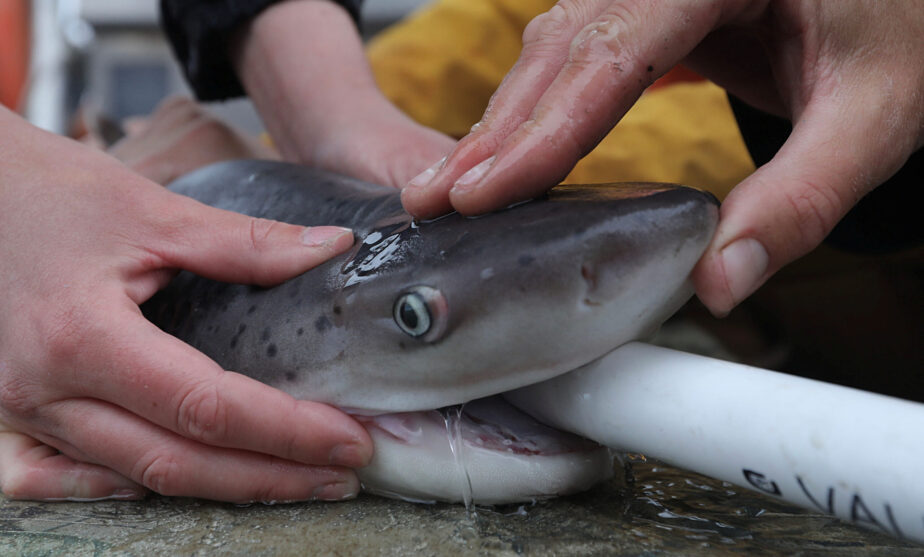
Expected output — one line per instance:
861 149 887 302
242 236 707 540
267 344 278 358
333 305 342 316
285 372 296 382
398 341 406 350
518 255 535 267
287 281 300 298
230 337 238 349
261 327 271 342
247 305 256 315
315 315 331 332
239 324 247 333
297 327 304 336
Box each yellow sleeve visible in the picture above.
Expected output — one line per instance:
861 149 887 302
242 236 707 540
367 0 555 139
367 0 755 200
563 82 755 200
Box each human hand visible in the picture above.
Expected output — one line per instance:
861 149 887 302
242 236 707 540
108 96 278 186
0 108 372 502
232 0 456 188
400 0 924 315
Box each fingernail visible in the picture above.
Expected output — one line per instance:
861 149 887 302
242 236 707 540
452 156 496 193
45 488 146 502
329 440 372 468
720 238 768 305
301 226 352 248
406 156 446 190
313 478 360 501
109 488 145 500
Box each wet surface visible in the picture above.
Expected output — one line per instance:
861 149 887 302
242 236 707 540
2 456 919 556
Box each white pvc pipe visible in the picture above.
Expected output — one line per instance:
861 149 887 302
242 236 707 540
506 342 924 543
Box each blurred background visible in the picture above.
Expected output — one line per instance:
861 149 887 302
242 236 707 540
1 0 428 135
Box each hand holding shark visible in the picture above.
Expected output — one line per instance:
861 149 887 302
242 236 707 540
0 108 371 503
401 0 924 316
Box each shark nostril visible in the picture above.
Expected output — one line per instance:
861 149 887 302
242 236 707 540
581 262 597 290
581 262 602 307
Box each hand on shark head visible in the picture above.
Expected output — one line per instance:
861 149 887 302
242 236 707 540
232 0 457 190
0 108 372 502
401 0 924 316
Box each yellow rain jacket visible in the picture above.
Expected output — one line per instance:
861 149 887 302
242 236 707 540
366 0 756 200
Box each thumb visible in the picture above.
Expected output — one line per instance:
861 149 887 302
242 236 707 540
692 97 914 316
150 191 354 287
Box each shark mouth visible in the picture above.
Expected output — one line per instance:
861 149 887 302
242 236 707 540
351 395 615 505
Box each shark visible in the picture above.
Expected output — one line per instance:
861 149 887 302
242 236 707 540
143 160 718 504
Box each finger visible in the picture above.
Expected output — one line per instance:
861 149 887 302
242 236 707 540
50 309 372 469
144 189 354 289
405 1 763 218
402 1 609 218
110 97 198 153
452 1 756 215
692 90 918 315
0 424 145 501
45 398 359 502
144 96 202 131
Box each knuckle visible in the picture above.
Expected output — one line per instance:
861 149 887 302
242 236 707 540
247 217 280 254
187 117 241 148
568 9 637 64
522 2 590 50
136 451 185 496
249 473 286 503
175 381 230 444
782 180 844 251
154 95 199 120
522 5 567 46
0 374 42 419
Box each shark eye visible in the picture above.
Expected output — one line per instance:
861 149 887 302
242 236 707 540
393 286 448 342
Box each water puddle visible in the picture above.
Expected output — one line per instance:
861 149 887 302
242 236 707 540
622 453 759 545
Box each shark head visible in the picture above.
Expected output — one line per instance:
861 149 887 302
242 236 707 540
154 160 719 504
289 183 719 413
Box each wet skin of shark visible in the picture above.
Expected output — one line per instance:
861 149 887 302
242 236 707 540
144 160 718 504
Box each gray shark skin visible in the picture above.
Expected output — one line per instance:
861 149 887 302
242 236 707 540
144 160 718 503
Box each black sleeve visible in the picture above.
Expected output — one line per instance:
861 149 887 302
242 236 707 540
728 95 923 254
160 0 363 101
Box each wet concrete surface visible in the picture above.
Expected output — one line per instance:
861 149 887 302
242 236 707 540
2 456 919 556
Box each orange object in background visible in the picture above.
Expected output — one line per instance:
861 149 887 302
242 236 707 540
1 0 30 110
648 65 704 91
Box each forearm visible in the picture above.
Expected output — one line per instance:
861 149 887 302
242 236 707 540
160 0 362 100
231 0 385 165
